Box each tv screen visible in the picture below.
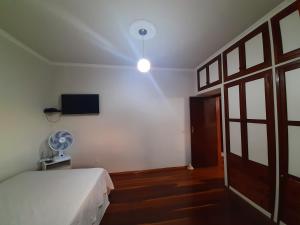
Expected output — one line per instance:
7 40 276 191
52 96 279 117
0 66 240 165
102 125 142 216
61 94 99 115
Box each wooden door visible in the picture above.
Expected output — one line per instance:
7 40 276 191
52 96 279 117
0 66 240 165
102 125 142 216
224 70 276 214
190 97 219 167
277 60 300 225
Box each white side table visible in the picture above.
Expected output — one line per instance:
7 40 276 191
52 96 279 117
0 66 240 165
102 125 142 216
41 158 72 170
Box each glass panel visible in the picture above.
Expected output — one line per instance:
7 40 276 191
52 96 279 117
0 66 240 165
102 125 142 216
227 47 240 76
286 68 300 121
229 122 242 157
245 78 266 119
247 123 269 166
228 85 240 119
245 33 264 69
280 11 300 54
288 126 300 178
209 61 219 83
199 69 207 88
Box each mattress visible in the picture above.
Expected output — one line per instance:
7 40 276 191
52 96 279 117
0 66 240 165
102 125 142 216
0 168 114 225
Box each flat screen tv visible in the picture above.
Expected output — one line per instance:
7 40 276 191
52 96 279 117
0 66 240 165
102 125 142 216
61 94 99 115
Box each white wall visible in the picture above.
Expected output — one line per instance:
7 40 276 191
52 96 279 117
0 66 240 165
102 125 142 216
49 65 193 173
0 25 194 179
0 31 53 181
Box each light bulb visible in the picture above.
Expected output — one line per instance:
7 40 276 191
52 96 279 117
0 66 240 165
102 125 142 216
137 58 151 73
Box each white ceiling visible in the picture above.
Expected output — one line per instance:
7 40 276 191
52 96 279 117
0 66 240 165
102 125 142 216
0 0 283 69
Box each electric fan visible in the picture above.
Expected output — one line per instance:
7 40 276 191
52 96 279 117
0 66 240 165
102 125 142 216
48 131 73 161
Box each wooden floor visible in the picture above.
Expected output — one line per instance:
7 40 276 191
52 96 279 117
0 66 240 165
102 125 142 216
101 164 274 225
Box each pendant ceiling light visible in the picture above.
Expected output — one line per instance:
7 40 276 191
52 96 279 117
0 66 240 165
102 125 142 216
137 58 151 73
137 28 150 73
130 20 156 73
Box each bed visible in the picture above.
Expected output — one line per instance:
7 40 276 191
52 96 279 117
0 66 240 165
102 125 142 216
0 168 114 225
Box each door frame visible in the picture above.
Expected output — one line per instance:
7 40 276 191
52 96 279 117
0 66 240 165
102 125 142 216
196 88 224 156
276 59 300 224
192 88 224 163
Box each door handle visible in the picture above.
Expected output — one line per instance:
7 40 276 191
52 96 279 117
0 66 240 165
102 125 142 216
191 126 194 133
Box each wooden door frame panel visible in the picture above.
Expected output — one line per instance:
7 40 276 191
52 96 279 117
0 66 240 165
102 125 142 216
216 96 224 155
224 70 276 215
197 66 208 91
271 0 300 64
197 89 224 158
276 59 300 224
289 174 300 183
288 121 300 126
197 55 222 91
190 96 221 167
223 85 232 187
223 22 272 82
223 42 242 81
276 60 300 176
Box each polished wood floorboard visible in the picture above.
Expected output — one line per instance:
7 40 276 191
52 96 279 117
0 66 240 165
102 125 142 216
101 164 274 225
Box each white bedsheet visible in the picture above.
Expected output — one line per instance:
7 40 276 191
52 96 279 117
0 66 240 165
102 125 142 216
0 168 114 225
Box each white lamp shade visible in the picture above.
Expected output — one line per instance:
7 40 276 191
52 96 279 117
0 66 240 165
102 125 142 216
137 58 151 73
